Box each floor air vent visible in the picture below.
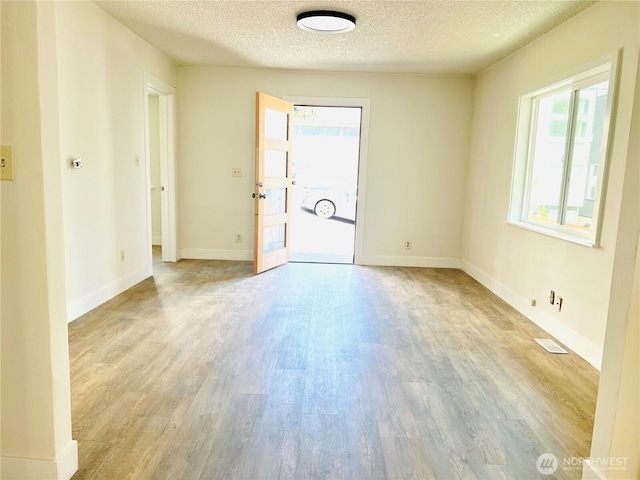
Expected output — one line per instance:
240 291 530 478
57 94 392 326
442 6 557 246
535 338 568 354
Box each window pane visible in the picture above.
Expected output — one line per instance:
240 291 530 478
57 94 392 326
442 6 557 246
563 81 609 233
264 149 287 178
265 109 288 141
263 224 285 253
264 188 286 216
526 90 571 225
510 57 616 246
549 120 568 136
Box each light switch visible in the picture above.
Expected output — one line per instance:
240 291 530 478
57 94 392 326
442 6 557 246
1 145 15 181
232 167 242 177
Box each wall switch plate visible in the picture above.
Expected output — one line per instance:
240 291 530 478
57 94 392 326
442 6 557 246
232 167 242 177
1 145 15 181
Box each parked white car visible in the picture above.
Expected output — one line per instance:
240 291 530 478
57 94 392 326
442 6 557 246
302 185 357 221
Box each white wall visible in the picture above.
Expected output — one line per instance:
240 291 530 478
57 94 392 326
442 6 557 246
148 95 162 245
1 2 77 478
462 1 639 369
178 68 474 265
586 48 640 480
54 1 177 321
607 240 639 478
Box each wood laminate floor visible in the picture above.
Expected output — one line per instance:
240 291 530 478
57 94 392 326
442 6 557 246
69 252 599 479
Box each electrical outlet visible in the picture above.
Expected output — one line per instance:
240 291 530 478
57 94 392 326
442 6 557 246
235 234 242 243
405 241 412 250
120 249 125 262
549 290 555 305
232 167 242 177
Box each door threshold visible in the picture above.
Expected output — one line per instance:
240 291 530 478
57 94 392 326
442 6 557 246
289 252 354 264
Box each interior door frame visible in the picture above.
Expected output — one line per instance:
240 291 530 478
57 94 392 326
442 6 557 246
144 72 178 264
283 95 371 265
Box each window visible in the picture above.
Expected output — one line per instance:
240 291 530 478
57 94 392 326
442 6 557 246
509 52 619 246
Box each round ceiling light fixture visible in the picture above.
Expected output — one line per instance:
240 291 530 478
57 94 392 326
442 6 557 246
296 10 356 34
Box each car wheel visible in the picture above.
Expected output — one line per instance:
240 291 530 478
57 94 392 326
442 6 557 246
314 200 336 219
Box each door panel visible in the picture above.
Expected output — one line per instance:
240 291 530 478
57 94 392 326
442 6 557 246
254 92 294 274
264 149 288 178
264 188 287 215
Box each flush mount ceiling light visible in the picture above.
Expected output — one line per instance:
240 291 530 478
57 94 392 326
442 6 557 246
296 10 356 34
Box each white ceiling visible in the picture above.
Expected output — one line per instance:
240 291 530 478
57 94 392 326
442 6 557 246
94 0 597 75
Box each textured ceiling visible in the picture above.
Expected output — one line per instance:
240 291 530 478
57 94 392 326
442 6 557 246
94 0 597 75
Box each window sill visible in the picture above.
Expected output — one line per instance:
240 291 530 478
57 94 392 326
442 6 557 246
507 221 597 248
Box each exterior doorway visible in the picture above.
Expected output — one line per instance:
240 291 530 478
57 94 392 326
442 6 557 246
289 105 362 264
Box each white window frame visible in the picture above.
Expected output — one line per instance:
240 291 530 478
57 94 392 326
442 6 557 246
508 51 620 247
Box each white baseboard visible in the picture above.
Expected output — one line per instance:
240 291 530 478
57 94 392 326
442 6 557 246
67 265 152 323
1 440 78 480
180 251 461 268
181 248 253 261
462 260 603 370
357 255 462 269
152 235 162 246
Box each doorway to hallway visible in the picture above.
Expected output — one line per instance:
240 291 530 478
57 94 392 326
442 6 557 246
144 73 177 269
290 105 362 264
148 94 163 254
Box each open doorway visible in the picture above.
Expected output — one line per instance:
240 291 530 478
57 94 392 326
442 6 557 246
144 73 177 269
290 105 362 264
148 94 163 261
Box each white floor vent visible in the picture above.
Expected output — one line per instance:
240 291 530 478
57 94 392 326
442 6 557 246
534 338 568 354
